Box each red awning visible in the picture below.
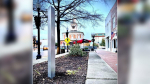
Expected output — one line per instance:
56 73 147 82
77 39 91 43
73 41 76 44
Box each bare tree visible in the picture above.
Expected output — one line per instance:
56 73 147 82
33 0 107 54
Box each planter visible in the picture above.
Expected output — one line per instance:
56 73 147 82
61 49 65 53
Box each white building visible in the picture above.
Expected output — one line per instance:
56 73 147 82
60 18 84 47
105 1 117 52
105 11 111 51
94 33 105 48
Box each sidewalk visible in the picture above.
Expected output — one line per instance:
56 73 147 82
96 49 117 73
33 52 69 65
86 52 117 84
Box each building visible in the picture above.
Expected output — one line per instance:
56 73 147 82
94 33 105 47
60 18 84 47
105 1 117 52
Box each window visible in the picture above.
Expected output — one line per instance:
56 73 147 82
114 40 116 48
80 34 81 38
113 17 115 28
74 35 76 39
64 35 65 39
69 35 71 39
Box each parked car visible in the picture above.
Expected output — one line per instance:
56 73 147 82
43 45 48 50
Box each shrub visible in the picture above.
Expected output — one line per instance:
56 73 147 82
100 39 105 46
69 44 87 56
55 43 58 46
84 47 88 50
94 43 99 47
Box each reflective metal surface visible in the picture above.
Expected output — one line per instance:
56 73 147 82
48 6 55 78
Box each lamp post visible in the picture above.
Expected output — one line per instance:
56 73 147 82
34 2 41 59
5 0 16 44
91 33 95 51
66 27 69 52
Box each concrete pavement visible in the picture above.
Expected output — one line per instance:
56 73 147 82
86 51 117 84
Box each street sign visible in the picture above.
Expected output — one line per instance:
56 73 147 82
65 38 70 43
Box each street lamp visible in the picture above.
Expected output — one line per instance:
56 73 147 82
5 0 16 44
66 27 69 52
34 2 41 59
91 33 95 51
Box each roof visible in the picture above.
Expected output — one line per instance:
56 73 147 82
95 33 105 37
62 30 84 35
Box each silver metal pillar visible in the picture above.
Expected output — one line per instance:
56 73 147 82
48 6 55 78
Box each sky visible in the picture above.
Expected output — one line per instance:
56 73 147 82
33 0 116 42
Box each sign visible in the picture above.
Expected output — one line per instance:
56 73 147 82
65 38 70 43
48 6 55 78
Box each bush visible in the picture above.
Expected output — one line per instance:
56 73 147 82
84 47 88 50
55 43 58 46
94 43 99 47
69 44 87 56
100 39 105 46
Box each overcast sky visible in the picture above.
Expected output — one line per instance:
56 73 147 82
33 0 116 42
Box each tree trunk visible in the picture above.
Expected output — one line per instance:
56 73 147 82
57 18 60 54
57 1 60 54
